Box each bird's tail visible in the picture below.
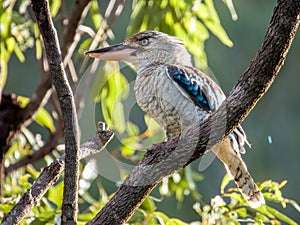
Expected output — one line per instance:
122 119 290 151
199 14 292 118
212 138 265 208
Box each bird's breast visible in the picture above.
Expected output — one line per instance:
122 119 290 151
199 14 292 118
134 66 209 137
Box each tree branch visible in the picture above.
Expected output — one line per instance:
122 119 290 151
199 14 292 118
2 123 113 225
87 0 300 224
31 0 81 224
2 159 65 225
5 128 64 175
61 0 91 57
0 0 92 190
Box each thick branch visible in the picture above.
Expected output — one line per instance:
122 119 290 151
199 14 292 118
2 123 113 225
88 0 300 224
31 0 81 224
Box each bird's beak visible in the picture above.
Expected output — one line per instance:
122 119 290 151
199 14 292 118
85 43 137 62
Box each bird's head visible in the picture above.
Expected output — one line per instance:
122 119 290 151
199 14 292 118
85 31 192 69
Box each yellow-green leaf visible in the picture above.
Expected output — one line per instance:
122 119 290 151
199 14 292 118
13 43 25 62
6 36 16 53
0 57 8 88
91 0 102 29
48 181 64 206
196 0 233 47
35 39 42 59
166 218 188 225
266 206 297 225
17 96 55 132
49 0 61 17
35 107 56 132
220 173 232 194
20 173 32 189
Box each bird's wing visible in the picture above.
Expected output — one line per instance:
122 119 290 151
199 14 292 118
166 65 224 112
166 65 249 154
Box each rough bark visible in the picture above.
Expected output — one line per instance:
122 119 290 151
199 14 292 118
1 159 64 225
1 0 91 195
31 1 81 224
88 0 300 224
2 123 113 225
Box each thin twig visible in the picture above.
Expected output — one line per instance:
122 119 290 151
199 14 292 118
5 128 64 175
79 0 126 75
61 0 91 57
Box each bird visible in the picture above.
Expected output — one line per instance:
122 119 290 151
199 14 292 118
85 30 265 208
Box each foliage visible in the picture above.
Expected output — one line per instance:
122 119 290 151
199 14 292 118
2 164 299 224
0 0 42 88
128 0 233 70
1 0 299 224
195 176 300 225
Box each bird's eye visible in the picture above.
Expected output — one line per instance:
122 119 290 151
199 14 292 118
141 38 149 46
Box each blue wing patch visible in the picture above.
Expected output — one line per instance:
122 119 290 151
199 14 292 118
167 66 214 112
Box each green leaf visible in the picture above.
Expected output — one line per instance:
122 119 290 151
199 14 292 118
91 0 102 29
0 202 15 214
42 197 58 211
6 36 16 53
49 0 61 17
47 181 64 207
21 127 36 146
13 43 25 62
285 198 300 213
266 205 297 225
140 197 156 212
95 61 130 133
34 208 56 222
127 0 147 35
220 173 232 194
80 38 93 51
235 207 247 218
196 0 233 47
36 107 56 132
121 146 135 157
35 38 42 59
17 95 30 107
20 173 32 189
166 218 188 225
0 8 12 38
185 165 196 190
121 136 140 156
17 96 56 132
112 101 126 133
279 180 288 188
154 211 169 223
126 121 140 136
26 164 41 179
0 57 8 88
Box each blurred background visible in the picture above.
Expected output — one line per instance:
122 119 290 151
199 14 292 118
3 0 300 223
